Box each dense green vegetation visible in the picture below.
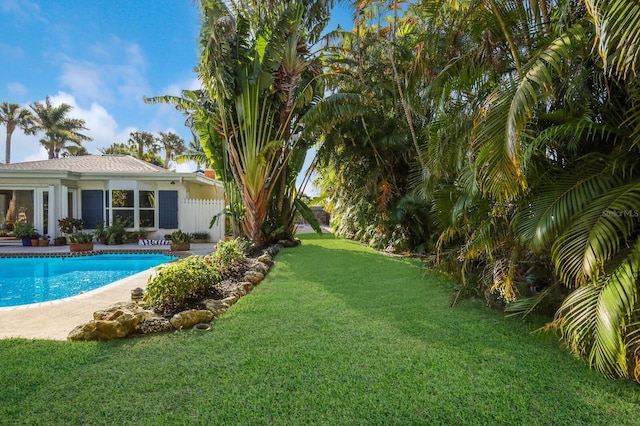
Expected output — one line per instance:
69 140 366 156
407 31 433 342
2 235 639 424
145 0 640 381
312 0 640 381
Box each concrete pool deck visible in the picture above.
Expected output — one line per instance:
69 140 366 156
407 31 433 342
0 224 325 341
0 242 217 341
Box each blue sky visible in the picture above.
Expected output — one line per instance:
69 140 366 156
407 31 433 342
0 0 353 171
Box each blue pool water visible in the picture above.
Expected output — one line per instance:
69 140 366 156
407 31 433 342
0 254 178 307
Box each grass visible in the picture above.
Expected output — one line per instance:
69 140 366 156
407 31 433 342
1 234 639 424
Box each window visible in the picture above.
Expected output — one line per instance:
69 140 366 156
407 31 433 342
139 191 155 227
81 188 161 229
107 190 135 226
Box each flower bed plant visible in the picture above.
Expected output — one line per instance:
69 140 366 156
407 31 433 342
211 237 250 269
144 255 223 315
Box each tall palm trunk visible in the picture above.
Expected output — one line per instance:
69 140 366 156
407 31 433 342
4 123 15 164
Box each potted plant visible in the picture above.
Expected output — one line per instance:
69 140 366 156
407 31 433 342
54 236 67 246
39 235 50 247
190 231 209 243
106 216 130 245
68 231 94 252
129 228 149 242
30 231 40 248
170 230 191 251
13 223 36 246
93 222 107 244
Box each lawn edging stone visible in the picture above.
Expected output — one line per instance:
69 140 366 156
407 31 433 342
67 243 285 341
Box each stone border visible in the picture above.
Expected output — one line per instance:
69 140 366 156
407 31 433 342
68 244 284 341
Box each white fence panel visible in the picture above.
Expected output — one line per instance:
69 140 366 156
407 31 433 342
179 198 225 242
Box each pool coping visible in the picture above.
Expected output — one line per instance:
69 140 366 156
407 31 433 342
0 249 190 258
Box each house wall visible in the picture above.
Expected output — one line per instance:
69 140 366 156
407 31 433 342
0 175 224 240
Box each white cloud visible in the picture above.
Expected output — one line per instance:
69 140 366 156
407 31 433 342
1 0 41 20
6 82 27 96
0 42 24 60
59 61 106 100
59 39 149 106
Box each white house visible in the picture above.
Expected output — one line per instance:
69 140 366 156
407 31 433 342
0 155 225 241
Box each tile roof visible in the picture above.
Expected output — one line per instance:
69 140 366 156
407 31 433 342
0 155 170 174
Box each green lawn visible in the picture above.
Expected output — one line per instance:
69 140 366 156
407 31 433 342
2 234 639 425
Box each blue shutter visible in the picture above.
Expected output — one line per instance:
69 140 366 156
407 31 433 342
158 190 178 229
81 190 104 228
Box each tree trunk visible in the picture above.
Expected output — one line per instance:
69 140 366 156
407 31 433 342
4 127 13 164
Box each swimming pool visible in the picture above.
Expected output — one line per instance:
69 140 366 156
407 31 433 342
0 253 178 307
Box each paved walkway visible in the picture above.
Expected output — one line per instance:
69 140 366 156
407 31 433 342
0 224 327 341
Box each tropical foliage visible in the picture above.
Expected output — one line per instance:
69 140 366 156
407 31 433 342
0 102 35 164
148 0 329 245
99 130 185 168
29 96 92 159
309 0 640 382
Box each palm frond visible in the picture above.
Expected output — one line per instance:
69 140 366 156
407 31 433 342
553 236 640 378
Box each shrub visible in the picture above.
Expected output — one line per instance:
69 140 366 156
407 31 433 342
13 223 36 238
67 232 94 244
106 216 131 245
190 231 210 240
170 230 192 244
212 238 250 269
144 256 222 314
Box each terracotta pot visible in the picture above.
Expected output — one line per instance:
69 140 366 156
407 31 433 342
39 239 50 246
31 239 39 247
69 243 94 252
204 169 216 179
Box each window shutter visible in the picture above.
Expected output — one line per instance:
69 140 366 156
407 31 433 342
158 190 178 229
81 190 104 228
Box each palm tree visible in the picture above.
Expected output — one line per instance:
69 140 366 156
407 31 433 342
176 139 208 170
156 131 186 168
29 97 92 159
61 145 89 157
127 131 157 159
0 102 35 164
99 142 137 156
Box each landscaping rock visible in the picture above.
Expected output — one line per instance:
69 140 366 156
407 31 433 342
244 270 264 285
278 239 300 248
170 309 214 330
251 262 269 275
256 253 273 266
268 244 283 256
203 299 229 317
222 295 239 306
93 302 153 321
68 312 146 341
233 286 247 297
136 317 173 334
